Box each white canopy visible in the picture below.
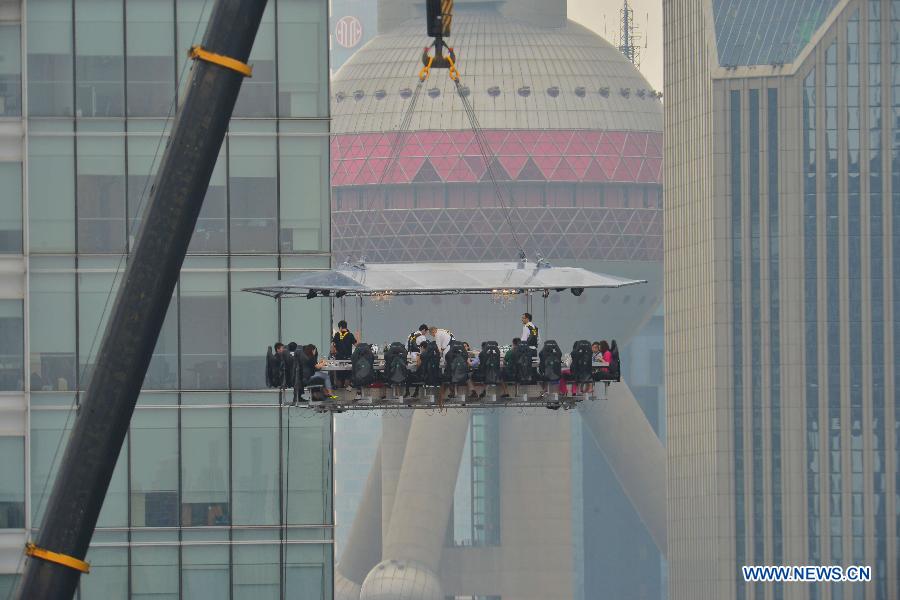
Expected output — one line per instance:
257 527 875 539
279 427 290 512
242 261 646 299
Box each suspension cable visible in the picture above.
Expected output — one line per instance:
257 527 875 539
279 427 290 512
453 78 528 259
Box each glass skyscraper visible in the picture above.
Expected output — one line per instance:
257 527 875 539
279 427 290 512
0 0 334 598
665 0 897 598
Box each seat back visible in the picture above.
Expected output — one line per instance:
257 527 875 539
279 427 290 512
480 341 502 384
445 340 470 384
608 339 621 381
385 342 409 384
265 347 283 388
351 343 376 387
571 339 593 383
539 340 562 381
420 341 442 386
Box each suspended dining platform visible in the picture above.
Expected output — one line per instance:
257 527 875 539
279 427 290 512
243 259 646 413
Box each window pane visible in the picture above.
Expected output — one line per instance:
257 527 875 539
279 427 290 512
132 544 178 600
0 575 20 598
77 125 126 253
126 0 175 116
78 262 119 387
279 121 329 252
285 543 331 600
188 147 226 253
31 410 72 525
183 542 229 598
233 535 279 600
145 290 179 390
180 267 228 389
231 267 278 389
28 124 75 252
127 119 169 243
229 124 278 252
0 437 25 528
0 162 23 253
27 0 74 116
96 433 128 528
29 261 77 391
286 413 331 524
234 3 276 117
75 0 124 117
232 407 279 524
0 24 21 116
175 0 212 98
81 545 128 599
130 409 178 527
0 300 24 392
277 0 328 117
181 408 229 526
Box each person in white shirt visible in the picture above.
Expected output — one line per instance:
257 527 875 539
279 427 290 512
520 313 539 348
429 326 454 356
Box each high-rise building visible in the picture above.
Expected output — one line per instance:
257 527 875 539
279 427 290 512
664 1 897 598
0 1 334 598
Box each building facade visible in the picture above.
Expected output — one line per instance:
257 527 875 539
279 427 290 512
665 0 897 598
0 0 334 598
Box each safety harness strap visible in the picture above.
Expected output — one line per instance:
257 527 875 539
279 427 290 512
25 542 91 574
189 45 253 77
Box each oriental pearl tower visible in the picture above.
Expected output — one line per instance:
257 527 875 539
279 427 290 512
329 1 666 599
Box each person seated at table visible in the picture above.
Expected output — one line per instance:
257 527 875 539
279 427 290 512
462 342 479 398
591 340 613 384
300 344 336 399
409 336 427 368
500 338 521 398
405 337 429 398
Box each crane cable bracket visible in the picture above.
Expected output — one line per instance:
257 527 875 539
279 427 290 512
189 45 253 77
25 541 91 574
421 43 458 79
418 54 435 82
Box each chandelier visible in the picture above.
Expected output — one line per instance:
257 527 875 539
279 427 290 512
370 290 396 307
490 288 518 306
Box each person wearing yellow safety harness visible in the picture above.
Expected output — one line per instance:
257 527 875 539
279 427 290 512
331 320 359 389
520 313 539 349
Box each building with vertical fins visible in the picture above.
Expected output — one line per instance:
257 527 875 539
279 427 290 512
664 0 897 598
0 0 333 597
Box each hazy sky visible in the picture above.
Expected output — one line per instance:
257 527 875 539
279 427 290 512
568 0 663 91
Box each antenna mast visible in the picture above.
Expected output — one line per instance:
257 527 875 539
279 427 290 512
616 0 642 68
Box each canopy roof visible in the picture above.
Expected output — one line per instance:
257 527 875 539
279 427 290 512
242 261 646 299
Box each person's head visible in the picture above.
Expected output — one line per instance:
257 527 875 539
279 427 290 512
416 335 427 349
512 338 521 346
429 326 438 336
418 323 428 333
599 340 610 353
274 342 284 353
287 342 298 353
521 312 532 324
338 320 348 331
591 342 601 353
304 344 318 358
418 341 428 351
463 342 470 351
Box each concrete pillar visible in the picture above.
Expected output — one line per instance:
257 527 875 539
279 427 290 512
361 411 470 600
336 446 383 600
579 380 667 555
380 412 413 546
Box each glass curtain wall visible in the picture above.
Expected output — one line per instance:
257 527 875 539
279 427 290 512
19 1 334 598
